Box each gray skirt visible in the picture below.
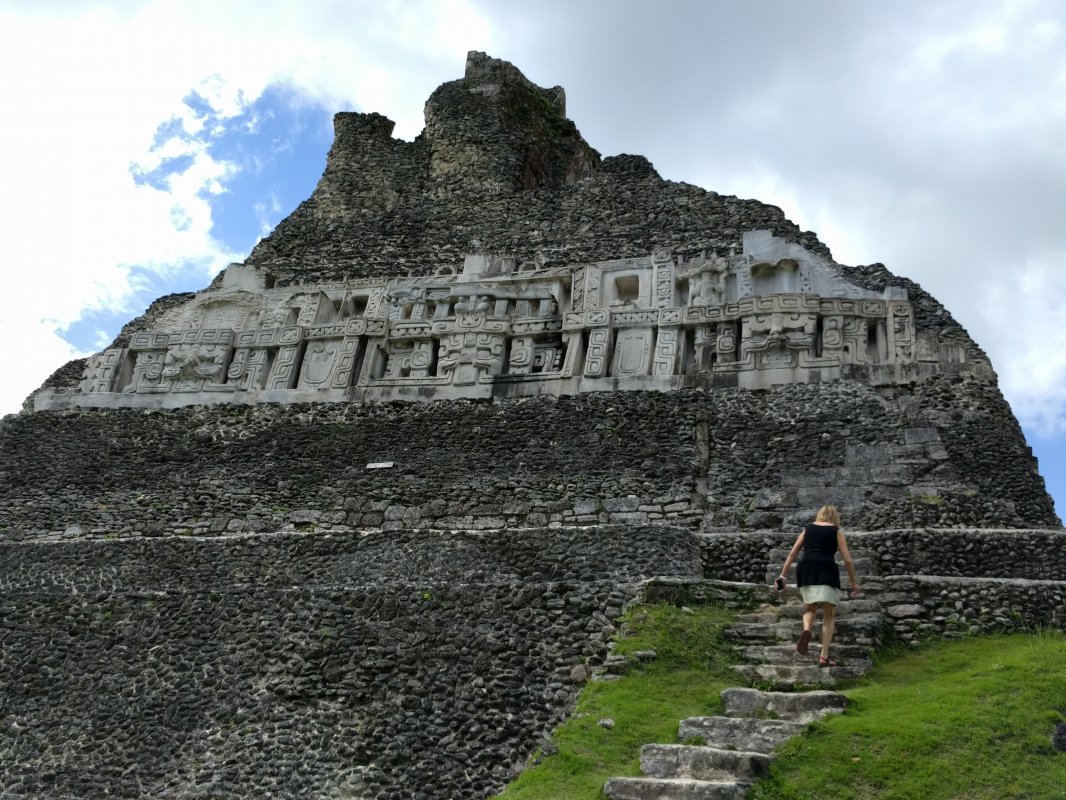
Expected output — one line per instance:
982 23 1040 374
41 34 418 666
800 584 841 605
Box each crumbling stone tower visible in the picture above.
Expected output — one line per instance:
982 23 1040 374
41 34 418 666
1 52 1060 799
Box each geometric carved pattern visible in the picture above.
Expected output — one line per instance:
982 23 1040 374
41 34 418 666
652 328 678 376
652 247 674 308
585 328 611 378
62 234 968 410
612 328 652 377
80 349 125 393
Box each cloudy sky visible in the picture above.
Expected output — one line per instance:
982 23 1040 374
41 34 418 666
1 0 1063 516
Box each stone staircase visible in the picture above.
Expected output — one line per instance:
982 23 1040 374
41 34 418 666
603 549 883 799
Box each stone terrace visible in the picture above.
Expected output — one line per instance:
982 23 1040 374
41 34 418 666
2 376 1057 543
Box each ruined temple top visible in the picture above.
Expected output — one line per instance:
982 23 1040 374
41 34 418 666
243 50 835 284
35 52 993 411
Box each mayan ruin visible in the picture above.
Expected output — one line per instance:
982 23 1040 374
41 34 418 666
1 52 1062 799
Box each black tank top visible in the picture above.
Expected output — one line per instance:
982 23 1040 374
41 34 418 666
796 524 841 588
801 524 838 561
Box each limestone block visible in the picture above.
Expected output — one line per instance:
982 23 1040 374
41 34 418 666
640 743 771 782
902 427 941 445
603 777 746 800
383 505 408 521
573 498 601 515
886 604 926 619
869 465 915 486
678 716 805 753
721 687 846 724
603 496 641 513
609 512 649 524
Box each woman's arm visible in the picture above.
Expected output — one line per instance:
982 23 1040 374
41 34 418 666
837 530 861 595
777 531 805 585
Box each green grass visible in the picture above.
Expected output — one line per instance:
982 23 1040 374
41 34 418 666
750 632 1066 800
494 603 740 799
495 607 1066 800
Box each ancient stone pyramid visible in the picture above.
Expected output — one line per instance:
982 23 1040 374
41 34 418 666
1 52 1060 799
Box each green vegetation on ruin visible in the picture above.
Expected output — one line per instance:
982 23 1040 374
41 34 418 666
495 603 740 799
496 608 1066 800
751 631 1066 800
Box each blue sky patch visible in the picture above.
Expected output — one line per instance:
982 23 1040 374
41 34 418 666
198 84 333 253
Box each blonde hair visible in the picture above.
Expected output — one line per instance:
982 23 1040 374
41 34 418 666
815 505 842 526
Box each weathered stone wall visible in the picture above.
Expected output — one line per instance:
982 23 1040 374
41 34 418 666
1 375 1056 540
244 52 831 287
249 147 824 286
0 392 702 539
698 529 1066 583
879 575 1066 641
0 525 695 800
697 375 1057 531
640 574 1066 644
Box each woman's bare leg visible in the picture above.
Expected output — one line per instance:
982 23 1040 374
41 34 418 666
820 603 836 660
797 603 817 654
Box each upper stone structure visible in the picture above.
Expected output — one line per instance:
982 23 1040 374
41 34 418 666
33 52 991 411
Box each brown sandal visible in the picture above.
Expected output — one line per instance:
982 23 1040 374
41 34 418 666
797 629 812 655
818 656 837 667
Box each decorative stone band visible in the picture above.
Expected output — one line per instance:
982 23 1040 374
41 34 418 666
37 231 990 411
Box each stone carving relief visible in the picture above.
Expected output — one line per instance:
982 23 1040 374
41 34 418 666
742 311 817 369
438 332 506 385
79 349 125 394
688 251 730 307
40 230 989 411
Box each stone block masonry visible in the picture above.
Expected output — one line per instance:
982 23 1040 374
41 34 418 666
0 526 695 799
696 528 1066 644
0 391 702 539
1 375 1057 541
699 529 1066 585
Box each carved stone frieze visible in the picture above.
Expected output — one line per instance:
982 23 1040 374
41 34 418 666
36 229 992 411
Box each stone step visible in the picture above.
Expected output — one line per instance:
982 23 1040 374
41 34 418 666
731 662 866 690
777 597 882 615
725 613 884 646
640 744 771 783
735 597 882 622
678 716 805 753
721 687 846 723
603 777 746 800
738 643 872 667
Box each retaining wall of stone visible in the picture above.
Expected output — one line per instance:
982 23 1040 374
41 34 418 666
0 392 702 540
0 525 695 800
639 574 1066 645
879 575 1066 642
698 529 1066 584
2 376 1057 541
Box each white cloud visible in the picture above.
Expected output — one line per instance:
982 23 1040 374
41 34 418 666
984 262 1066 436
0 0 498 415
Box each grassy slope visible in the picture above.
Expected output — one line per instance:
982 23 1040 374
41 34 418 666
496 605 1066 800
495 604 739 799
752 632 1066 800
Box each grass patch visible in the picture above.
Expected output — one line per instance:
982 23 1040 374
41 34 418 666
750 631 1066 800
494 603 740 799
496 613 1066 800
